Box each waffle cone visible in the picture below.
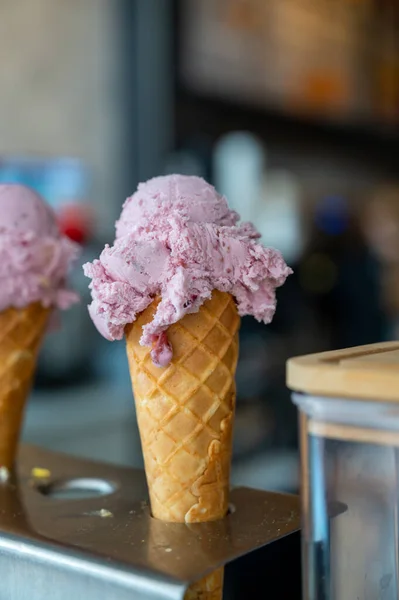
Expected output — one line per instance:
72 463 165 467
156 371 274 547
0 303 50 471
183 568 224 600
126 290 240 598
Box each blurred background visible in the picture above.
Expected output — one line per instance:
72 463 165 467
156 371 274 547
2 0 398 494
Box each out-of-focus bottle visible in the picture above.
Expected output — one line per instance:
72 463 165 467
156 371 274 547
258 168 303 265
213 131 265 224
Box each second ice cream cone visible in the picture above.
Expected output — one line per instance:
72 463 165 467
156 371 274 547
0 303 50 471
0 184 80 473
126 290 240 598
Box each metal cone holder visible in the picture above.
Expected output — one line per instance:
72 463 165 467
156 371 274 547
0 445 301 600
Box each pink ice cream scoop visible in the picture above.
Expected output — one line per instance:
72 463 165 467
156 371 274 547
84 174 292 366
0 184 80 311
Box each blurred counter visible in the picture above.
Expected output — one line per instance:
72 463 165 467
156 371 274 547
23 381 144 469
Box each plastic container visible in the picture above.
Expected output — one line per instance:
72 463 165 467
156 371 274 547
287 342 399 600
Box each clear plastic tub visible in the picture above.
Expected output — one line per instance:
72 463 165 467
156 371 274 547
287 342 399 600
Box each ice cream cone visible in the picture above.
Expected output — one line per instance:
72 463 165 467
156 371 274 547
125 290 240 598
85 174 291 598
0 302 50 471
183 569 224 600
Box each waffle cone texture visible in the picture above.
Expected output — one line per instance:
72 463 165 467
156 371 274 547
125 290 240 599
183 568 224 600
0 303 50 470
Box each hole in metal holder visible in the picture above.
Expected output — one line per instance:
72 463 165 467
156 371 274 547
37 477 116 500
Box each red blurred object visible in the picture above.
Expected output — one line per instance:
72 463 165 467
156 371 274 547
57 203 94 245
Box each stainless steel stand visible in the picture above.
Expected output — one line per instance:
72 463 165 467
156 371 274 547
0 445 300 599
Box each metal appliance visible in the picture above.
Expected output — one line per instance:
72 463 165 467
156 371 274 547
1 445 302 599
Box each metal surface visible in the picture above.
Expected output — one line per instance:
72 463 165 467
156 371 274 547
0 445 300 599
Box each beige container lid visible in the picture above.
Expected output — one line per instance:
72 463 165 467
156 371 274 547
287 341 399 402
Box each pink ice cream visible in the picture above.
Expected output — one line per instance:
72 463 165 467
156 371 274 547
0 184 79 311
84 175 292 366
